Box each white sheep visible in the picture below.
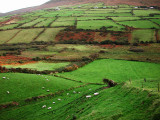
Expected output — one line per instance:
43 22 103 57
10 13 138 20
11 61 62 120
53 102 55 104
78 92 81 94
42 105 46 108
58 98 61 101
73 91 76 93
7 91 10 94
48 107 52 109
89 89 91 90
86 95 91 98
42 87 45 89
67 93 69 95
2 77 6 79
47 90 50 92
94 92 99 96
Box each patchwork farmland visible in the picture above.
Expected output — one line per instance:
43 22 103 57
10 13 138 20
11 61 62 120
0 2 160 120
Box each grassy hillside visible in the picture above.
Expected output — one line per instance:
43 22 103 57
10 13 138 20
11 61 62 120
0 83 159 120
59 59 160 85
0 73 83 104
0 2 160 120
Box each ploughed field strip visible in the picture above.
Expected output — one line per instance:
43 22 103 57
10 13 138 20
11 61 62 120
0 3 160 44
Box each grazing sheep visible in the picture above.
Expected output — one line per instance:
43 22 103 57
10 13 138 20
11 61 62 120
78 92 81 94
7 91 10 94
86 95 91 98
73 91 76 93
58 98 61 101
47 90 50 92
2 77 6 79
42 105 46 108
67 93 69 95
42 87 45 89
94 92 99 95
48 107 52 109
89 89 91 90
53 102 55 104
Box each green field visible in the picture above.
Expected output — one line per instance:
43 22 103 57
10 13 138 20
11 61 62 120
20 18 46 28
77 20 125 31
118 20 160 28
7 28 44 43
36 28 65 42
132 29 156 43
110 16 141 21
56 17 76 21
0 24 19 30
34 18 56 27
0 80 159 120
51 20 75 27
3 61 70 71
59 59 160 84
150 19 160 25
0 73 82 104
77 16 106 20
0 29 20 44
133 9 160 16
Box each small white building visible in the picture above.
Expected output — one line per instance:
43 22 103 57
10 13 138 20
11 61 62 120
55 7 60 10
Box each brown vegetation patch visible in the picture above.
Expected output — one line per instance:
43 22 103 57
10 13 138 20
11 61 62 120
100 44 122 49
55 31 95 43
0 55 36 65
56 31 131 44
0 16 21 26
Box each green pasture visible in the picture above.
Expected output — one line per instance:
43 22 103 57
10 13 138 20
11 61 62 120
51 21 75 27
118 20 160 28
16 17 36 24
56 17 76 21
150 19 160 25
8 28 44 44
0 83 159 120
41 13 58 17
0 24 19 30
85 10 114 14
20 18 46 28
77 17 106 20
36 28 65 42
59 59 160 84
0 29 20 44
133 9 160 16
35 18 56 27
0 73 82 104
77 20 125 31
77 13 132 17
114 9 131 13
3 61 70 71
132 29 156 43
110 16 141 21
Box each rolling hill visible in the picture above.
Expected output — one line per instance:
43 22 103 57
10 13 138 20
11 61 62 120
1 0 160 16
